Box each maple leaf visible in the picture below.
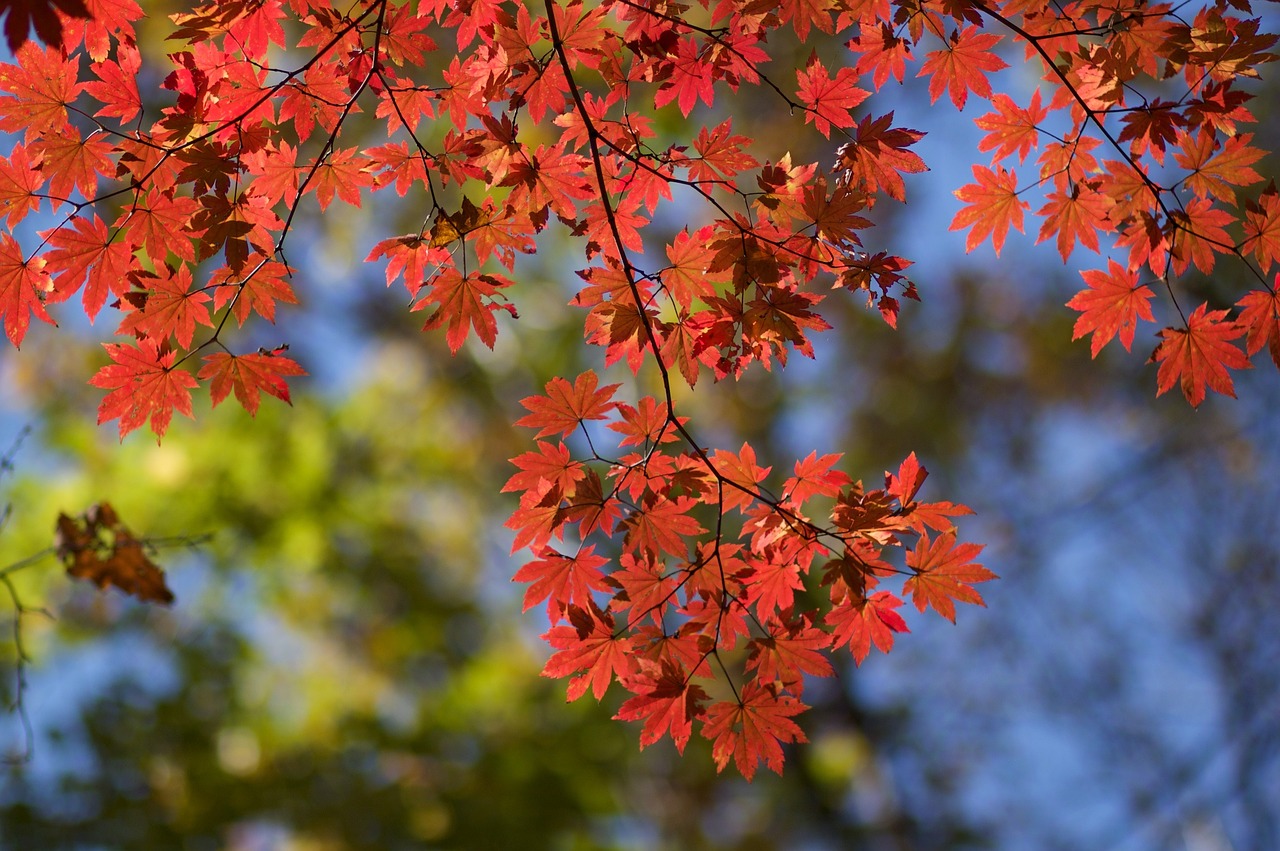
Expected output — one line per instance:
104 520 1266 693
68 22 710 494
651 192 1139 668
827 591 909 665
0 232 55 346
903 532 994 623
1236 287 1280 369
975 90 1046 164
0 42 82 139
41 214 135 320
701 681 807 781
115 265 212 349
1242 185 1280 272
90 337 198 440
783 451 851 507
625 494 704 559
1036 184 1114 261
0 143 41 228
412 268 517 353
512 546 610 617
198 348 307 416
686 119 758 183
1066 260 1157 357
1169 197 1235 276
919 26 1007 110
950 164 1027 255
885 451 927 507
1174 131 1265 202
746 613 834 690
795 54 868 138
209 258 298 325
516 371 620 439
55 502 173 605
834 112 927 203
709 443 771 513
608 550 680 626
1149 304 1250 407
654 36 714 117
543 603 638 702
615 660 709 753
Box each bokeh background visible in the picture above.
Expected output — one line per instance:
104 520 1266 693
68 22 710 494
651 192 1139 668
2 7 1279 850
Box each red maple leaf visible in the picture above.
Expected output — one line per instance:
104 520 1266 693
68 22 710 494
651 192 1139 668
0 232 54 346
115 265 212 349
512 546 610 616
1242 185 1280 272
746 613 834 691
1236 286 1280 369
950 164 1027 255
1036 184 1114 261
198 348 307 416
543 603 638 702
0 143 41 228
701 681 807 781
41 214 135 320
516 371 620 439
795 55 868 138
783 451 851 507
1066 260 1157 357
827 591 909 665
1150 304 1251 407
0 43 83 138
834 112 927 203
903 532 995 623
919 26 1008 110
975 90 1046 164
615 660 709 753
411 267 517 353
90 337 198 440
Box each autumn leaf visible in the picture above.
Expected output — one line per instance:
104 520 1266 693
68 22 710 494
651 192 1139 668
950 164 1027 256
1235 286 1280 369
701 681 807 781
543 603 638 702
198 348 307 415
827 591 909 664
90 337 198 440
1149 304 1250 407
55 502 173 605
512 546 610 616
903 532 995 623
975 90 1046 164
1066 260 1157 357
412 267 517 353
795 54 868 138
615 660 709 753
1036 184 1114 261
0 232 54 346
516 371 620 439
919 26 1008 110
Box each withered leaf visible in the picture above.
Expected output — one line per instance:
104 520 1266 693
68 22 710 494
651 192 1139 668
55 502 174 605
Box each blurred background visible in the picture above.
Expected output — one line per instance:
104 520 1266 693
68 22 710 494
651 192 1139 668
2 9 1280 850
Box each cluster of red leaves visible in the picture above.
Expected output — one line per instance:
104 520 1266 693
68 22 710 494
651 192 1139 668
506 376 990 778
942 3 1279 406
0 0 1275 777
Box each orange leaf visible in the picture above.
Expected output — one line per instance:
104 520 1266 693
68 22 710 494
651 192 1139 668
198 348 307 415
1149 304 1250 407
701 681 807 781
903 532 994 623
950 164 1027 256
1067 260 1157 356
90 337 197 440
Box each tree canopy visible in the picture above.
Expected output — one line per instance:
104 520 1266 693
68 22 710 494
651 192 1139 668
2 1 1279 846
